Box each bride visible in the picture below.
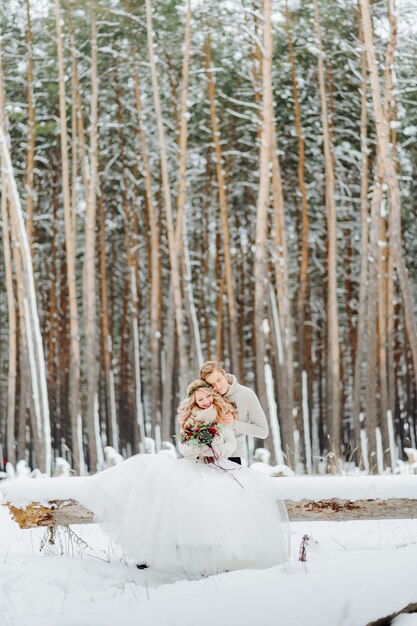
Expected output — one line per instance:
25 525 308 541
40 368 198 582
78 379 290 577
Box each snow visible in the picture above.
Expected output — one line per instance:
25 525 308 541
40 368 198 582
3 473 417 509
2 472 417 625
274 474 417 501
1 503 417 625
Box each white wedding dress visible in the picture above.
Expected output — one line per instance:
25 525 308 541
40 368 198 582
78 422 290 577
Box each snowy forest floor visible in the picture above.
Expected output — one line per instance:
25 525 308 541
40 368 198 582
1 508 417 625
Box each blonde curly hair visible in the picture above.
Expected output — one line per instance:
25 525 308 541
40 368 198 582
177 379 237 428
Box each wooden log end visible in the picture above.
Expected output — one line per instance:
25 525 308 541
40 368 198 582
7 502 54 528
5 499 94 529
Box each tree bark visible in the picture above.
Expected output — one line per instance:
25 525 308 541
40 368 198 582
132 60 161 440
270 127 296 466
54 0 82 474
254 0 273 446
114 67 144 449
360 0 417 399
175 0 192 247
145 0 189 396
1 177 17 466
175 1 203 372
82 4 101 471
98 191 118 450
25 0 36 256
285 2 312 470
380 0 398 466
204 35 241 379
365 162 384 473
0 45 51 473
0 47 17 466
313 0 341 453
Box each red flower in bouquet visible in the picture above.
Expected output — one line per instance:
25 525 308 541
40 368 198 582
180 419 221 449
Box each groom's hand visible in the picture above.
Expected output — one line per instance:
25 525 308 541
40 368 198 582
223 413 235 427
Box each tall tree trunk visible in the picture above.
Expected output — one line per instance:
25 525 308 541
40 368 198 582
48 167 59 454
384 0 397 432
254 0 273 446
98 191 118 450
365 162 384 472
83 4 100 471
11 210 41 467
378 201 389 464
285 2 312 468
118 276 131 449
69 23 78 244
161 287 177 442
54 0 82 474
204 35 241 379
175 0 192 248
175 1 203 371
270 127 296 465
381 0 398 466
0 45 51 473
0 46 17 466
25 0 36 255
1 176 17 466
360 0 417 402
313 0 341 453
201 184 212 360
132 60 161 439
215 216 225 361
352 10 369 467
145 0 189 396
183 232 204 369
114 67 144 449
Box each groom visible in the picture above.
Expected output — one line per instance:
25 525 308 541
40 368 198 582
199 361 269 465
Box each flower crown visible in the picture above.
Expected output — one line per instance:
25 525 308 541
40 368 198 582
187 380 211 397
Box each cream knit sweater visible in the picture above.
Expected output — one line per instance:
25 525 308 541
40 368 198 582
224 375 269 458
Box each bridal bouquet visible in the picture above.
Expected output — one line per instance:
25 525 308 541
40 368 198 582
179 419 221 449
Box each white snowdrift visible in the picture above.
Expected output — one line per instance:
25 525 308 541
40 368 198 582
273 474 417 502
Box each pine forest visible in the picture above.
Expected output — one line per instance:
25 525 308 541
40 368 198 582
1 0 417 476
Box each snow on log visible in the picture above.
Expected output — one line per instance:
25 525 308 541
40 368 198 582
3 474 417 528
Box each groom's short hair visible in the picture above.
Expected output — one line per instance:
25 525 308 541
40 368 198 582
200 361 225 380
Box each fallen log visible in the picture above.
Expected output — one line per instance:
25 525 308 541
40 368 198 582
5 497 417 529
286 497 417 521
3 474 417 528
6 500 94 529
366 602 417 626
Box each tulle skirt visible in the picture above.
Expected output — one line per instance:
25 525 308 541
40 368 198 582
78 454 290 577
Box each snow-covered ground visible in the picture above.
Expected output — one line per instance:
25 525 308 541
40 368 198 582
1 491 417 626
